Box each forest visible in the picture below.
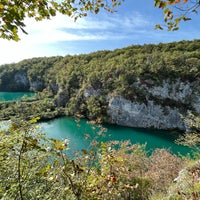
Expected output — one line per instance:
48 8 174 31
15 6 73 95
0 39 199 122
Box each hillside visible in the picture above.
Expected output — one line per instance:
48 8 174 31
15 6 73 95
0 40 199 130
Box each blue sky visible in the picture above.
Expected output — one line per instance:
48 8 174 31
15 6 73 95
0 0 199 65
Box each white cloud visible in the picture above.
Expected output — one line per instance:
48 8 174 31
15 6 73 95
21 11 151 43
0 11 152 65
107 12 151 30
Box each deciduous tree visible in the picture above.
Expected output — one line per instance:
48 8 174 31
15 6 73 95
154 0 200 30
0 0 123 41
1 0 199 41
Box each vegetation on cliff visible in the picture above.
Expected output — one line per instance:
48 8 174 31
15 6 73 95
0 40 199 122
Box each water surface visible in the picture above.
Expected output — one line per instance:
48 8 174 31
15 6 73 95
0 92 35 102
41 117 192 156
0 92 192 156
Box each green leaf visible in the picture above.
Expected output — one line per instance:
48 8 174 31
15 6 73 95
53 139 66 150
29 117 40 124
172 27 179 31
154 24 163 30
94 7 99 14
183 17 191 21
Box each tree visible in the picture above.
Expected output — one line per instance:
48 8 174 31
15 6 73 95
176 113 200 152
1 0 199 41
1 119 185 200
154 0 200 30
0 0 123 41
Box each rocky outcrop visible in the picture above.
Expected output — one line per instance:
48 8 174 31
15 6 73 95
168 161 200 199
108 96 185 130
107 79 200 130
12 72 30 91
14 72 29 86
84 88 101 98
54 87 69 107
0 71 45 92
48 81 59 95
29 81 44 91
140 79 200 113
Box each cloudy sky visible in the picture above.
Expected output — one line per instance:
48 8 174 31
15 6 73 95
0 0 199 65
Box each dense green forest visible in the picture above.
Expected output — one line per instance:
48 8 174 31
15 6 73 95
0 40 199 122
1 40 199 92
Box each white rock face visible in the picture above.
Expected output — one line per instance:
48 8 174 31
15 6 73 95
147 79 193 103
192 94 200 114
30 81 45 91
140 79 200 114
84 88 101 98
14 73 29 86
14 72 44 91
108 96 185 130
107 79 200 130
169 162 200 198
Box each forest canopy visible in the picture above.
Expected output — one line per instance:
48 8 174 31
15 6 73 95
0 39 199 121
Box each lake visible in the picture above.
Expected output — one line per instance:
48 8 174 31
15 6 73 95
0 91 192 156
0 92 35 102
40 116 192 156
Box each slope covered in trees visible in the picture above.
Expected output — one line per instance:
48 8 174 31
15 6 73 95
0 40 199 129
1 39 199 90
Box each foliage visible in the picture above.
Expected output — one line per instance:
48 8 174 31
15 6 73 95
0 0 199 40
151 159 200 200
0 40 199 122
176 113 200 152
0 0 123 41
168 112 200 200
0 94 65 121
0 119 187 200
154 0 200 31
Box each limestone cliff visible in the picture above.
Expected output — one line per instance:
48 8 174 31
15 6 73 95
108 97 185 130
82 79 199 130
107 79 199 130
0 69 199 131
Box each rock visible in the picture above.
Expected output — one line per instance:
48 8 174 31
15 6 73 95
168 161 200 198
83 88 101 98
14 72 30 91
105 78 200 130
14 72 29 86
30 81 44 91
108 96 185 130
54 88 69 107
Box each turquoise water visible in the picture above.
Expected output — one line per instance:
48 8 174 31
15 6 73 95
41 117 192 156
0 92 192 156
0 92 35 102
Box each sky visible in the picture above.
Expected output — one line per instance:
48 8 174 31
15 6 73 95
0 0 199 65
